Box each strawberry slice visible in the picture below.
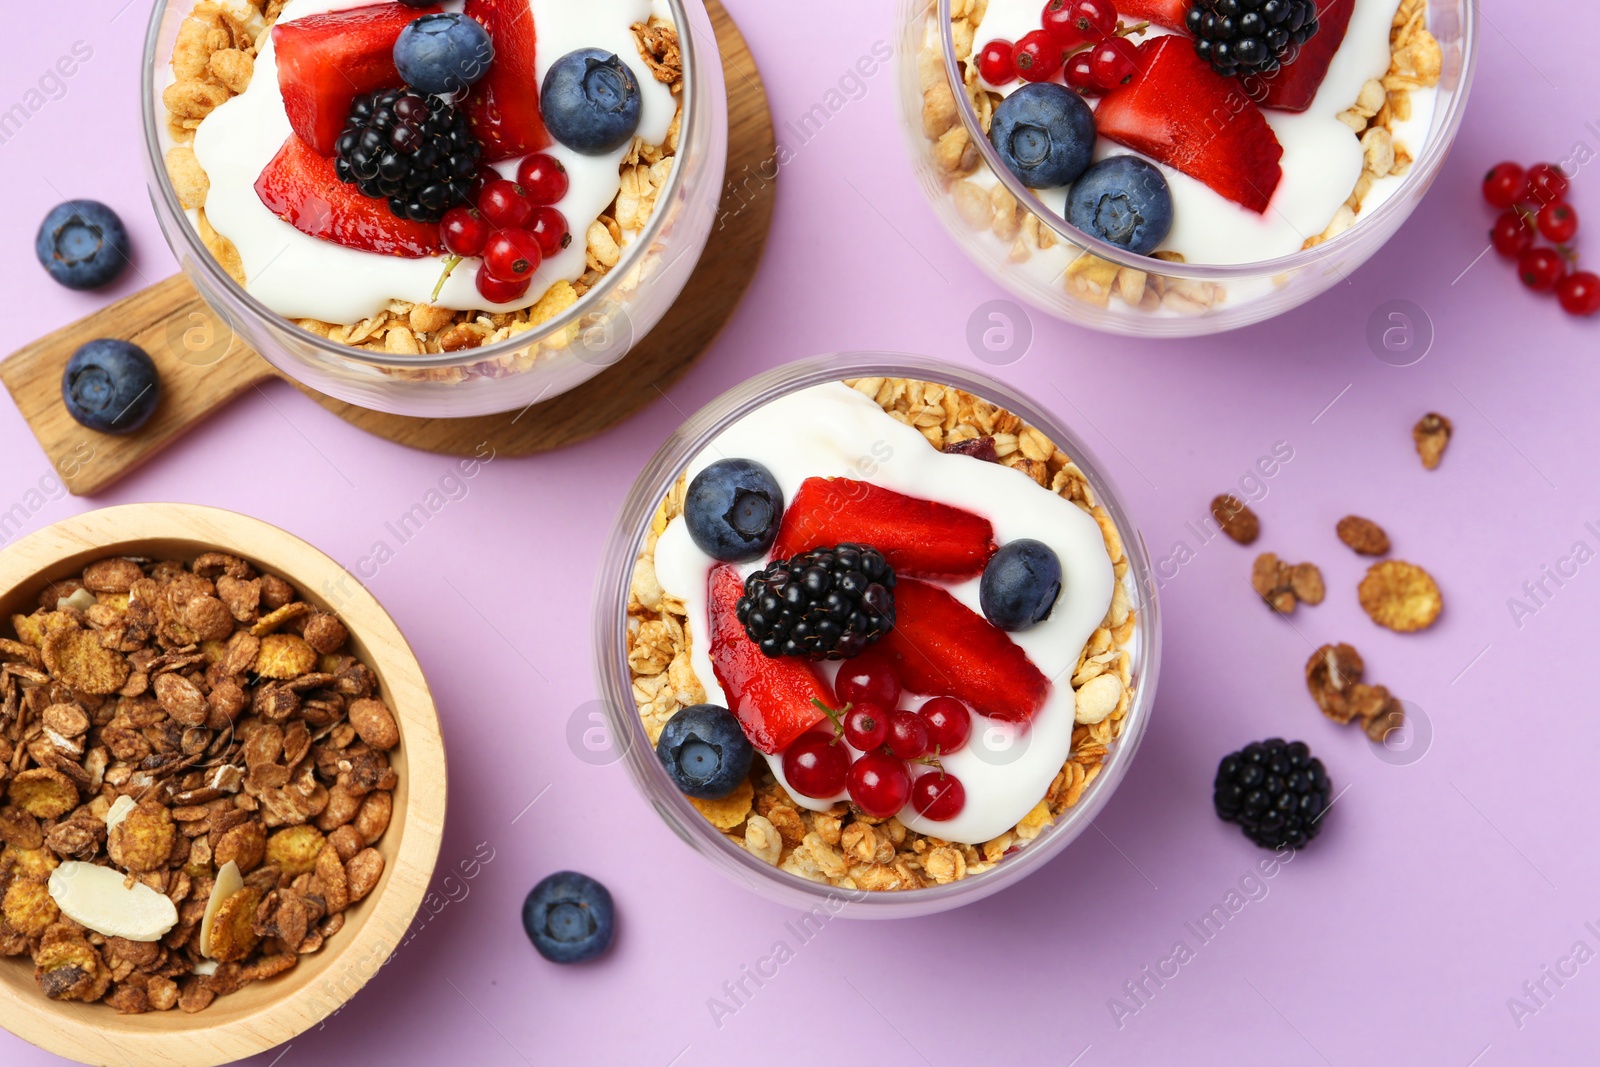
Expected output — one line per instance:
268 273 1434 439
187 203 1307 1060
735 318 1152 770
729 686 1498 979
255 136 445 257
272 3 438 157
707 564 833 754
770 478 997 579
1252 0 1359 111
878 578 1049 723
1096 36 1284 214
461 0 551 161
1116 0 1190 31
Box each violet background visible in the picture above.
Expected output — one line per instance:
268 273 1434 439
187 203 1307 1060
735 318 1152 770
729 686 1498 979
4 0 1599 1063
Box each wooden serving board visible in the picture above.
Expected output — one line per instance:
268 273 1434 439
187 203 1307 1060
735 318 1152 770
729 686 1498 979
1 0 773 497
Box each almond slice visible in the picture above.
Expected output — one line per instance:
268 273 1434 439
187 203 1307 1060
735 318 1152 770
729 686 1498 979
199 860 243 959
47 861 178 942
104 795 137 835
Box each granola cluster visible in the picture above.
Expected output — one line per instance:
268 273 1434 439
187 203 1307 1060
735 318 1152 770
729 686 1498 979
161 0 684 370
0 553 398 1013
626 379 1140 891
917 0 1444 314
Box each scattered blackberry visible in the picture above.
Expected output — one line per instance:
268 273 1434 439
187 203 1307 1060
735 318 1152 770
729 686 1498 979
333 88 481 223
737 544 895 660
1186 0 1319 80
1213 738 1331 850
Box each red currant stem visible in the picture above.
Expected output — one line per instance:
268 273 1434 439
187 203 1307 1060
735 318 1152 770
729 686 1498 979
811 697 853 738
1558 243 1580 264
1061 20 1149 60
431 255 462 303
913 752 946 773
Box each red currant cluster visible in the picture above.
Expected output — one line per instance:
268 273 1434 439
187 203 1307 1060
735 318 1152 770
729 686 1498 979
1482 160 1599 317
780 650 971 821
439 152 572 304
977 0 1143 96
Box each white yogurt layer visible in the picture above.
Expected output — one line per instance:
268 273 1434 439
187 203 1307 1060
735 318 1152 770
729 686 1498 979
652 383 1120 846
970 0 1431 264
191 0 676 323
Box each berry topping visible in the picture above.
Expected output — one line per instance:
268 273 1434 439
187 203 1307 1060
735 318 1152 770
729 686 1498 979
1489 209 1533 259
708 564 832 754
1114 0 1191 30
737 545 896 660
528 205 571 258
477 178 535 229
1518 247 1566 292
1065 52 1101 95
1537 201 1579 244
256 135 446 256
841 704 890 751
655 704 754 799
1043 0 1118 46
522 871 614 963
1187 0 1318 80
835 650 902 711
1095 37 1283 213
885 711 930 760
394 12 494 96
1213 738 1330 850
1065 155 1174 255
772 478 997 579
35 201 129 291
1089 37 1140 90
910 771 966 821
1247 0 1355 110
782 731 851 799
1558 271 1600 316
460 0 551 160
918 697 972 755
979 538 1064 632
1481 162 1527 209
1013 29 1065 83
333 89 482 223
977 39 1018 86
441 205 491 257
685 458 784 563
483 227 543 283
879 578 1050 723
847 750 912 819
991 82 1097 189
516 153 571 204
272 2 440 158
1526 162 1570 206
541 49 642 155
473 263 530 303
61 340 160 435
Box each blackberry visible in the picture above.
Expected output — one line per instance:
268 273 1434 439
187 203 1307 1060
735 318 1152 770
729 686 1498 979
333 88 481 223
737 544 895 660
1214 739 1331 849
1186 0 1319 80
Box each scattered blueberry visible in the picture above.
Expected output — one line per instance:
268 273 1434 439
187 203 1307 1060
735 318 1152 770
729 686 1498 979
541 49 641 154
1066 155 1174 256
980 539 1062 631
36 201 130 291
989 83 1096 189
61 340 160 435
656 704 755 799
684 458 784 562
522 871 615 963
393 13 494 96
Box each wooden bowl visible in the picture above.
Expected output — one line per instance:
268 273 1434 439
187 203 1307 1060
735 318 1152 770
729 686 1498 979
0 504 447 1067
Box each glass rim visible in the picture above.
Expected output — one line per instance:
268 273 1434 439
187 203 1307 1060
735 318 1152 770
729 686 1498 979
139 0 706 370
933 0 1480 281
592 352 1165 914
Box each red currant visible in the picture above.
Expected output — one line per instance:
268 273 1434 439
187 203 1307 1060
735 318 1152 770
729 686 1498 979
1489 210 1533 259
1013 30 1064 83
1041 0 1089 47
515 153 570 205
783 732 850 798
1537 201 1579 244
1526 162 1570 206
469 163 501 201
910 771 966 821
478 179 534 229
1518 247 1567 292
1072 0 1118 37
474 265 530 304
527 206 571 259
918 697 972 754
1064 52 1100 94
978 39 1017 86
885 711 929 760
836 651 901 710
483 228 543 283
1481 162 1526 209
1089 37 1138 90
1557 271 1600 316
847 751 911 819
842 703 890 751
440 206 491 258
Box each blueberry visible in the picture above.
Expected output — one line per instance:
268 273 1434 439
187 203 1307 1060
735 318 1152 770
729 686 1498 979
393 13 494 96
656 704 754 799
540 49 641 155
989 83 1096 190
522 871 614 964
684 458 783 562
980 539 1063 631
36 201 130 291
61 340 160 435
1066 156 1174 256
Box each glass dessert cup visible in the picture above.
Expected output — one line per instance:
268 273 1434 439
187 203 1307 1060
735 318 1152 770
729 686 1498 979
895 0 1478 337
594 353 1162 917
141 0 728 418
